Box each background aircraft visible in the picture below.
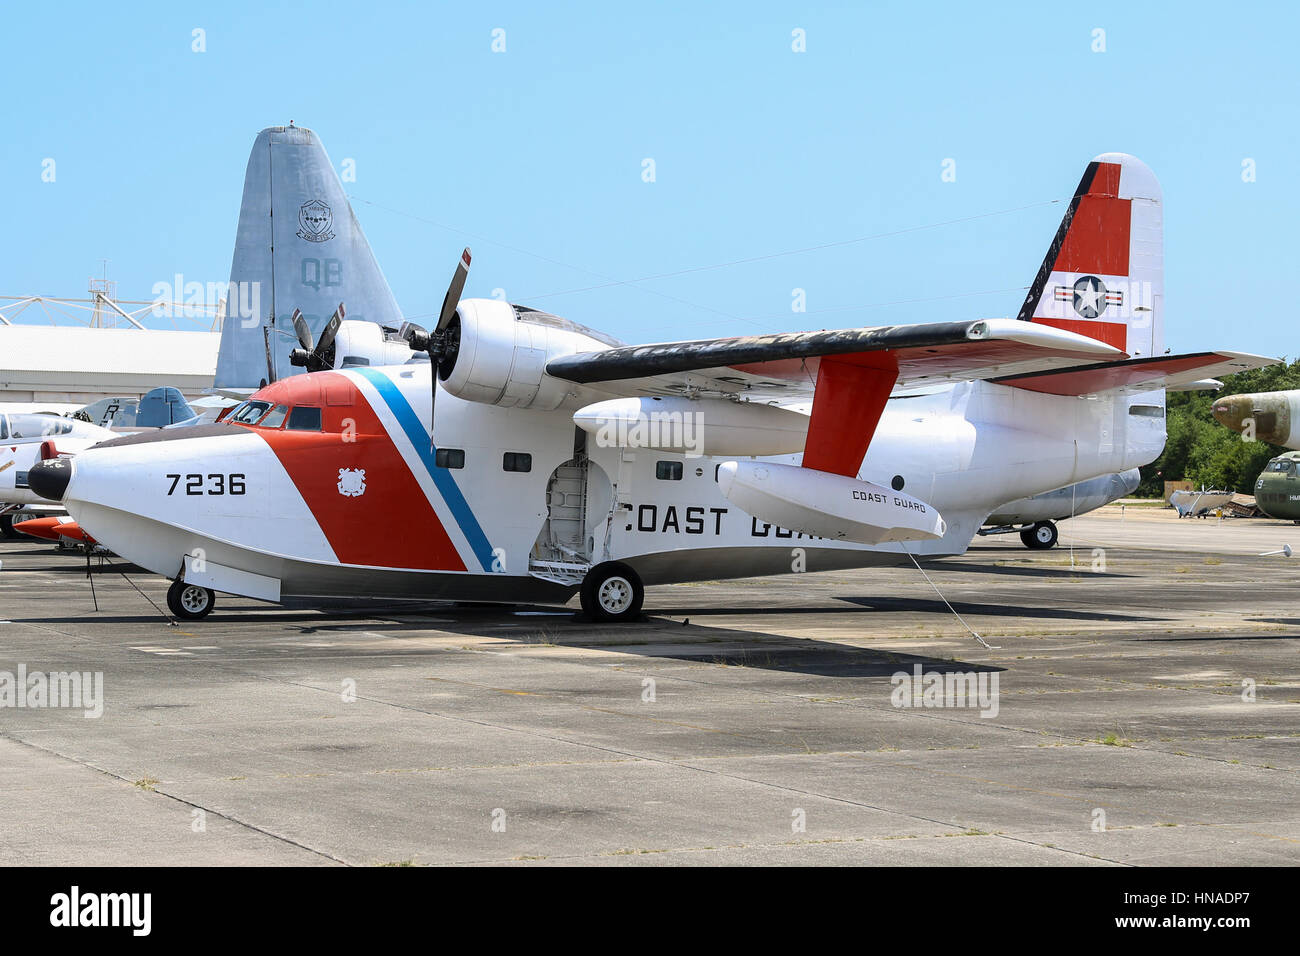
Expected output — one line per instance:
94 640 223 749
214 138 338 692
0 413 116 537
1212 390 1300 520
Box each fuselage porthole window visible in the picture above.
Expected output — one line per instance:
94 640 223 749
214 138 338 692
503 452 532 473
436 448 466 469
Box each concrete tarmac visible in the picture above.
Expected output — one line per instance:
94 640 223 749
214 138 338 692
1 505 1297 866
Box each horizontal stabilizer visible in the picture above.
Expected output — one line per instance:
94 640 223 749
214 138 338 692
990 351 1277 396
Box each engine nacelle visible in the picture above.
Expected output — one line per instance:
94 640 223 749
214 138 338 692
332 320 415 369
441 299 614 410
573 396 809 457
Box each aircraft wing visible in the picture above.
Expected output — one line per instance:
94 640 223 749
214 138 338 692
988 351 1277 396
546 318 1124 400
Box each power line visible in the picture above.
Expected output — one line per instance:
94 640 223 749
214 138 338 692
351 193 1060 331
521 199 1063 301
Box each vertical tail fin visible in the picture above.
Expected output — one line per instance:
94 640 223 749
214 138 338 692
214 125 404 389
136 386 196 427
1018 153 1163 359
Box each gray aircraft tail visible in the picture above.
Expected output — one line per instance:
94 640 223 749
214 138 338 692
213 125 404 389
137 386 197 427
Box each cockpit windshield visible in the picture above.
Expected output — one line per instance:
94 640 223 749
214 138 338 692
0 414 102 442
228 401 273 425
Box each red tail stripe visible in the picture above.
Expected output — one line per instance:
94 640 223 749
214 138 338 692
1034 318 1127 352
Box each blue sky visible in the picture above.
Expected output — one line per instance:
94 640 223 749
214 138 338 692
4 1 1297 356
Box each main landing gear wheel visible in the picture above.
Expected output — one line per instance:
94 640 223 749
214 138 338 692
0 515 16 539
1021 520 1059 550
580 562 644 623
167 580 216 620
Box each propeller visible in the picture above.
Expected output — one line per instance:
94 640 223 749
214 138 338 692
288 303 346 371
401 247 471 448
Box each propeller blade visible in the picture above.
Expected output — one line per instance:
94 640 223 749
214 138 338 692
316 303 344 353
436 248 471 332
291 309 313 350
307 303 346 372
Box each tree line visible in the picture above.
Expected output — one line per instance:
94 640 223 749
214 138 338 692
1136 359 1300 496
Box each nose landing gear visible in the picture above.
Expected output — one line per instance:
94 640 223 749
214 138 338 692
167 579 216 620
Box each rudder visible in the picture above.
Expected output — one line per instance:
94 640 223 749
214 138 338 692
1018 153 1163 359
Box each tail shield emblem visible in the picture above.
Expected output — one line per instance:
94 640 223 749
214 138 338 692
297 199 336 242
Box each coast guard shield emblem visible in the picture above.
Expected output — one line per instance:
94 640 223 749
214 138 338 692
337 468 366 497
297 199 335 242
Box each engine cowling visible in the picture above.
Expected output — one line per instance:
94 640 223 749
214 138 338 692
440 299 614 410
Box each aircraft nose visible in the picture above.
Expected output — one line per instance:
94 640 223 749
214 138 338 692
1211 395 1251 431
27 457 73 502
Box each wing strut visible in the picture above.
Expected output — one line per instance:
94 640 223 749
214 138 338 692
802 353 898 476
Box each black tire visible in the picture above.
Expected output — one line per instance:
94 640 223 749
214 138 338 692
0 515 16 539
167 579 215 620
580 562 644 622
1020 521 1058 550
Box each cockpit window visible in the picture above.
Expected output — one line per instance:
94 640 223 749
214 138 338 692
229 401 273 425
5 414 82 439
287 406 322 431
1266 460 1296 474
259 404 290 429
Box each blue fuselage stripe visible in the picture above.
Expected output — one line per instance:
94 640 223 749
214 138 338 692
355 368 494 572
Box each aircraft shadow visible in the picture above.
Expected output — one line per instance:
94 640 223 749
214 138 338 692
917 561 1133 579
7 598 1013 676
22 561 150 575
654 596 1166 624
424 612 1005 677
1136 634 1300 642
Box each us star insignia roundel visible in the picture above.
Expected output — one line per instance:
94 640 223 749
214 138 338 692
1053 275 1124 319
337 467 366 497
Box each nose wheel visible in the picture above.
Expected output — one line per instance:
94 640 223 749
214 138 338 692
167 580 216 620
579 562 644 623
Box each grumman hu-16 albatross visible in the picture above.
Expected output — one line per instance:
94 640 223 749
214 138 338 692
27 154 1275 621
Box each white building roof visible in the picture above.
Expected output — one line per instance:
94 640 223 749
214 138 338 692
0 326 220 400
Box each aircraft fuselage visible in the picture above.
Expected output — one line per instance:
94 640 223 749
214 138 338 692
53 364 1165 606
